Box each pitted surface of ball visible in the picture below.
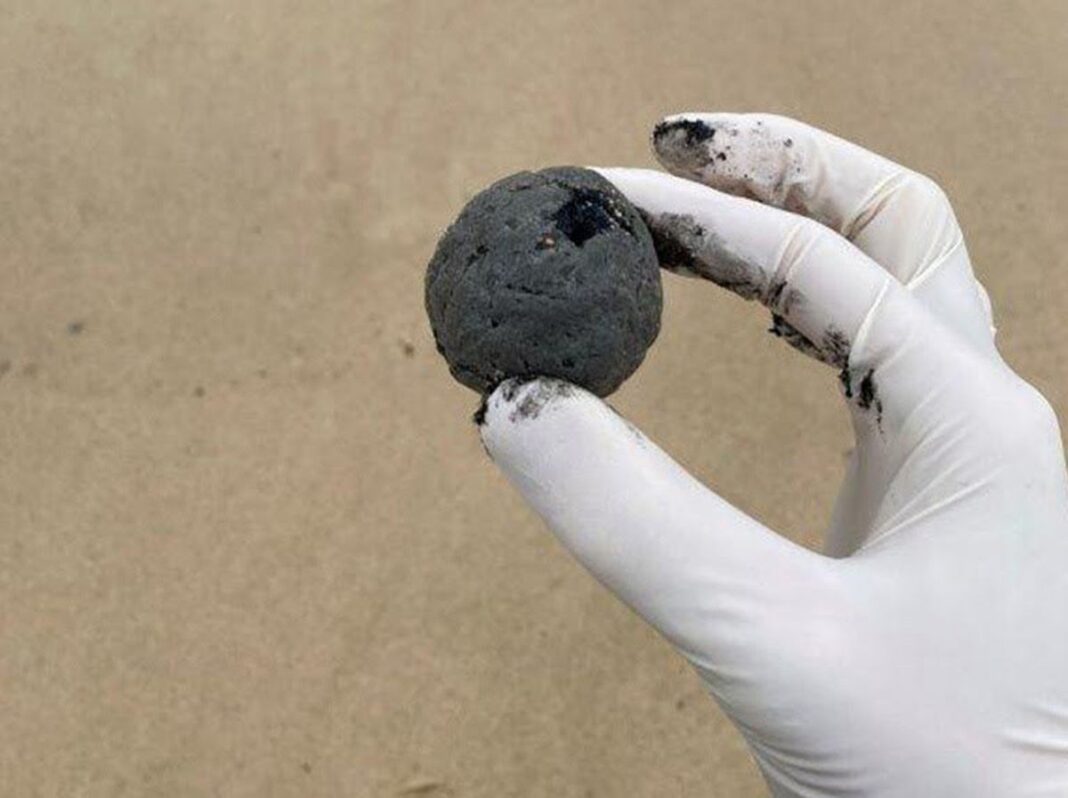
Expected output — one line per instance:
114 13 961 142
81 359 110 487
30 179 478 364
425 167 662 396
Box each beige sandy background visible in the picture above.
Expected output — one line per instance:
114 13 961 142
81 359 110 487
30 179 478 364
1 1 1065 795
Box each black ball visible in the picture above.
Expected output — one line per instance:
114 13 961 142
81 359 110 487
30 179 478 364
425 167 662 397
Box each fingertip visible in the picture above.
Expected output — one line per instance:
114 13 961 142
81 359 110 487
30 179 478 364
650 113 720 178
651 111 728 140
476 376 665 526
650 112 687 148
477 375 663 484
477 376 587 454
650 112 815 213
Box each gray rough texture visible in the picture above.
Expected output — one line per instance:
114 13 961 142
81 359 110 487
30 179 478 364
425 167 662 396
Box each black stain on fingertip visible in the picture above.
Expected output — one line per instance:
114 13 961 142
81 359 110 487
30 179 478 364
767 315 851 369
653 118 716 147
639 210 705 274
473 376 574 426
858 368 885 430
857 369 877 410
652 119 720 174
820 327 851 370
472 396 488 426
638 210 765 300
839 367 853 398
509 378 574 422
840 365 884 430
765 277 792 312
768 314 825 362
67 320 85 335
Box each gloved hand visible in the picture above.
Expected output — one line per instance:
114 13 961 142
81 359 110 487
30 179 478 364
477 113 1068 796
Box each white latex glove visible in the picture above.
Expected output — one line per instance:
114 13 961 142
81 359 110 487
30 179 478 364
478 113 1068 796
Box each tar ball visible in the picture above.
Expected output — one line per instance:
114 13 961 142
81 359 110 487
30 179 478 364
425 167 662 397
